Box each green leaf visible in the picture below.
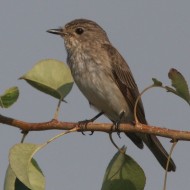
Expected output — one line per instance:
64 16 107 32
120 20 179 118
152 78 163 86
167 68 190 105
101 147 146 190
20 59 74 100
4 165 17 190
15 179 31 190
0 86 19 108
4 164 30 190
9 143 45 190
28 159 45 190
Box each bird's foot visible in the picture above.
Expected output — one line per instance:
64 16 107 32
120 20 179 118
113 121 121 138
78 119 94 135
78 112 104 135
113 110 125 138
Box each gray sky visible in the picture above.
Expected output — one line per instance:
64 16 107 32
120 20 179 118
1 1 190 190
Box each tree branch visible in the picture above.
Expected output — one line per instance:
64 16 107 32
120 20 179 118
0 114 189 141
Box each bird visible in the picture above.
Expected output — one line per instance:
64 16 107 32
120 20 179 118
47 18 176 171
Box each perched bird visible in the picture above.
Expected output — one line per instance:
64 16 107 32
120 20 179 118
47 19 176 171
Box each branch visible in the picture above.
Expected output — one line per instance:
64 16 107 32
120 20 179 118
0 114 190 141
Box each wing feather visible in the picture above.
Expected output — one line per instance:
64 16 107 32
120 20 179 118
102 44 147 124
101 44 176 171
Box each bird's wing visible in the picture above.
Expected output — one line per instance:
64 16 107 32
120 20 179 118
102 43 147 124
101 44 176 171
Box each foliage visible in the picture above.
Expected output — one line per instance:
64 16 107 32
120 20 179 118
1 61 190 190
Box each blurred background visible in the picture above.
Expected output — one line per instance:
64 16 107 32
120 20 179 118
0 1 190 189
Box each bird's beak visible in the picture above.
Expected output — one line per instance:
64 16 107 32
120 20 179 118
46 28 66 36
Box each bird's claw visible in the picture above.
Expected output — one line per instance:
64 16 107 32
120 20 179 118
114 110 125 138
77 112 104 135
78 119 94 135
114 121 121 138
117 131 121 138
89 131 94 135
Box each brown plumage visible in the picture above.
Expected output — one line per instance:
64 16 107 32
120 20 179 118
47 18 176 171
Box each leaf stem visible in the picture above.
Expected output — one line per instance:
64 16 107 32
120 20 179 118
20 131 29 143
134 84 154 123
46 127 78 145
163 140 177 190
109 133 121 151
54 97 63 119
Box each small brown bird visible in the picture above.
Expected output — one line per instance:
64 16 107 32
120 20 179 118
47 19 176 171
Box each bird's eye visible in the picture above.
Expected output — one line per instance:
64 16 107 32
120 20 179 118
75 28 84 35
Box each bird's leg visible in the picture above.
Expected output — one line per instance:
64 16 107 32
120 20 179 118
113 110 125 138
78 111 104 135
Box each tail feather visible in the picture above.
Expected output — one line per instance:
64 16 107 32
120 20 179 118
143 134 176 172
125 133 176 171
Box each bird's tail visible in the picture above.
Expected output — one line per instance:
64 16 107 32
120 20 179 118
143 134 176 172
